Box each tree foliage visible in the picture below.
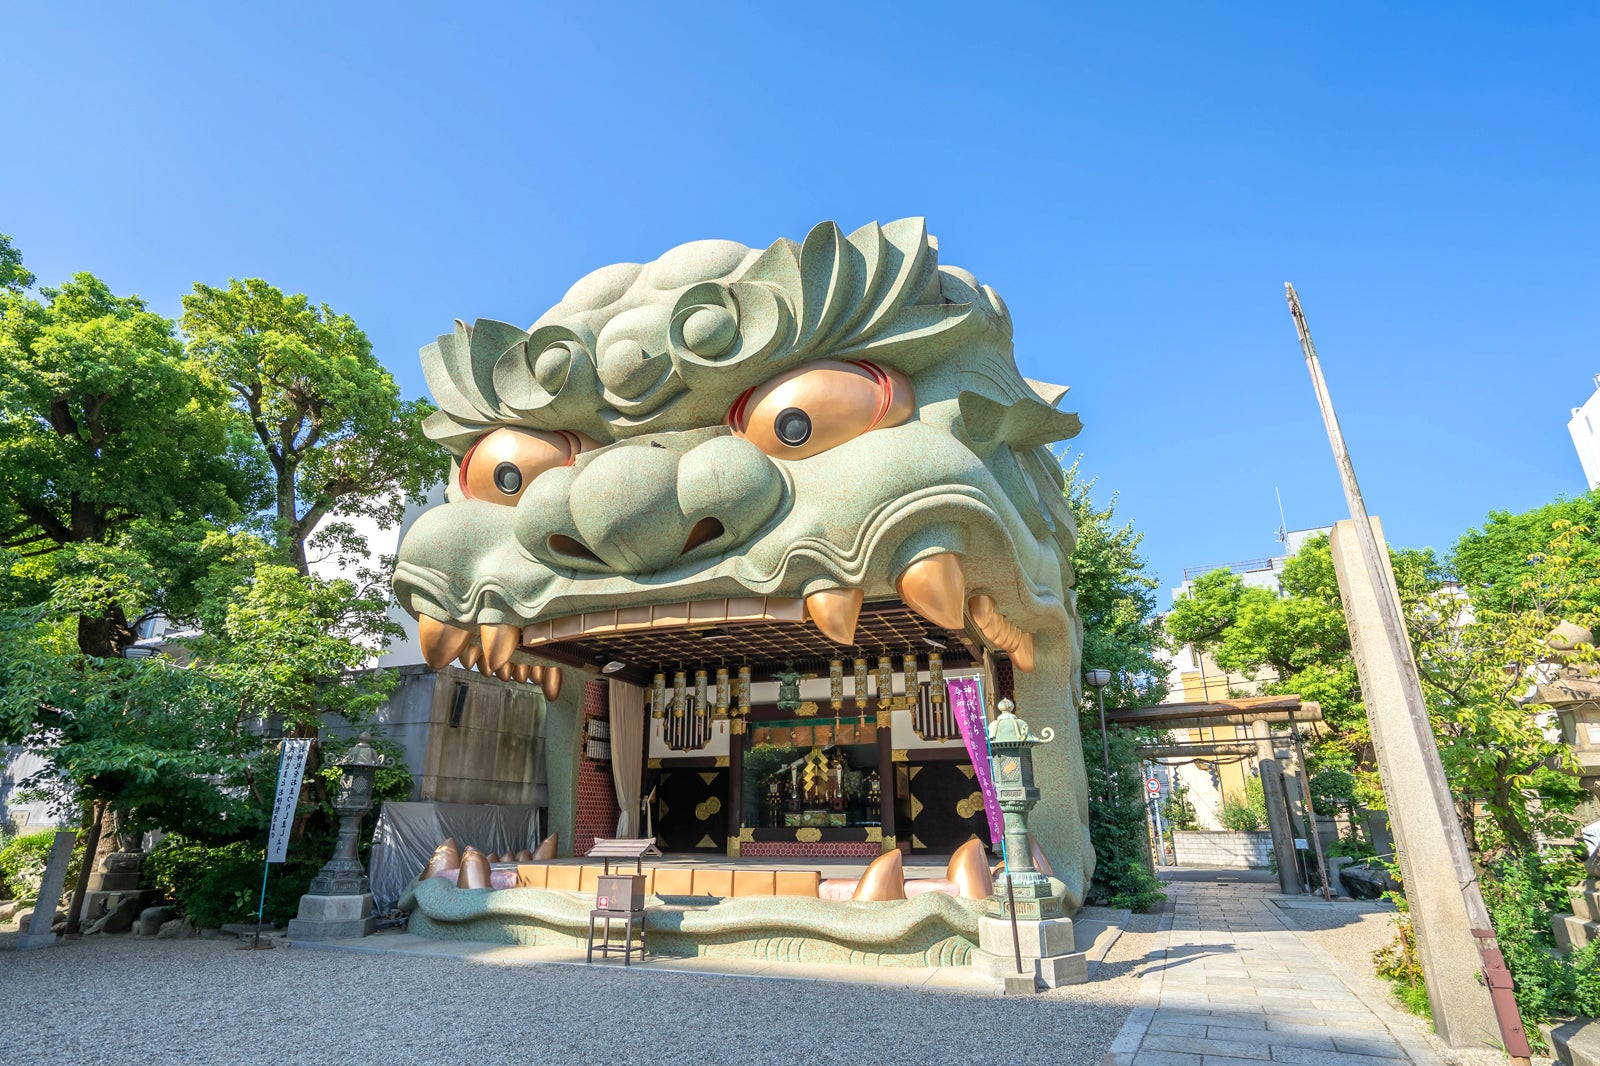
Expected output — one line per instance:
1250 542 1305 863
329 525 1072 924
180 279 446 572
1064 459 1167 707
1452 491 1600 616
0 264 247 654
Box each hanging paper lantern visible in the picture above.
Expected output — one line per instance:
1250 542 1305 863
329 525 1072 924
876 656 893 708
928 652 944 704
829 660 844 712
673 670 686 718
715 667 730 719
854 657 869 711
736 665 751 734
694 668 708 716
901 651 919 694
652 672 666 719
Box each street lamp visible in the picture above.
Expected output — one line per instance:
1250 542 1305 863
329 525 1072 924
1084 668 1113 785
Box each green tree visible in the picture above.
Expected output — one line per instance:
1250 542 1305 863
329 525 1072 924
1065 459 1168 706
0 232 35 294
0 259 246 655
1167 535 1444 813
1452 491 1600 616
1417 520 1595 854
180 279 446 573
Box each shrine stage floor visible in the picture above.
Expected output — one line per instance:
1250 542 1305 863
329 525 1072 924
539 852 961 880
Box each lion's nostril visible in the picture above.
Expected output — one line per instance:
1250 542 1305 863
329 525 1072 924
548 534 604 565
682 517 725 555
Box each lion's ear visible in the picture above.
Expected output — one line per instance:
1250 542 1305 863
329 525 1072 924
957 388 1081 455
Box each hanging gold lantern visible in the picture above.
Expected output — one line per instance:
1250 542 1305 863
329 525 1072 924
673 669 686 718
829 660 844 712
694 668 708 717
652 672 666 719
715 667 730 719
928 652 944 704
876 655 893 708
854 657 869 711
901 651 919 695
736 665 751 734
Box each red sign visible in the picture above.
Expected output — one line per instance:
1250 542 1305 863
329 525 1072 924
1146 778 1161 796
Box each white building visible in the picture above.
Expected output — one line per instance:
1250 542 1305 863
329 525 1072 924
1570 374 1600 491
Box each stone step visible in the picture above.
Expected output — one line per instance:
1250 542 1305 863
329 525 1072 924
1554 913 1600 953
1541 1018 1600 1066
1569 881 1600 923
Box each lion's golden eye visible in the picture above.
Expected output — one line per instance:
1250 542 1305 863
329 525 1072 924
458 428 591 505
729 360 913 460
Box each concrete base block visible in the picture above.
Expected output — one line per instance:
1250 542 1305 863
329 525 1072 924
285 892 376 941
995 971 1036 996
971 944 1088 988
977 914 1074 958
16 931 58 950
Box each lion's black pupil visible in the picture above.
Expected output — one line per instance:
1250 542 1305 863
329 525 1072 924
493 462 523 494
774 407 811 447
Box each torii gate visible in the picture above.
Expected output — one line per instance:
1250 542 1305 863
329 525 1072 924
1104 695 1330 898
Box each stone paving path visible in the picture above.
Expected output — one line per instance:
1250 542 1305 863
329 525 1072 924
1103 874 1444 1066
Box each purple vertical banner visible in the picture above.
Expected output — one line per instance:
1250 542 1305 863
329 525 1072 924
945 677 1004 847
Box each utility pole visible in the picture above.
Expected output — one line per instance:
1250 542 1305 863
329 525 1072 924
1285 285 1529 1061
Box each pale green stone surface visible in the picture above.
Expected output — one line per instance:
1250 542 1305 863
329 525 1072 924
399 877 982 966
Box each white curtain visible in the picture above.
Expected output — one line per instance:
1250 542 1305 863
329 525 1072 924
608 679 646 838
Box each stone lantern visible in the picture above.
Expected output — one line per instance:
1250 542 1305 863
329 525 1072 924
971 698 1085 991
286 733 383 941
986 698 1062 921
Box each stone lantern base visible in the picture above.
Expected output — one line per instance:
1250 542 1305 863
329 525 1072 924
970 914 1087 991
285 891 377 940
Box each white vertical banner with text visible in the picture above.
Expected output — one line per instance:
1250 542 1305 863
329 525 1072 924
266 739 313 863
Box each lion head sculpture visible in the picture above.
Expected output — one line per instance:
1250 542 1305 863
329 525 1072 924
394 218 1093 907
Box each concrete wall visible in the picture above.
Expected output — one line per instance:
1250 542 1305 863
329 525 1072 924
0 747 68 832
1173 830 1273 868
419 667 548 806
541 671 583 857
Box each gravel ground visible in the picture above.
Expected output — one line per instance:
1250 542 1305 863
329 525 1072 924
1278 904 1556 1066
0 918 1159 1066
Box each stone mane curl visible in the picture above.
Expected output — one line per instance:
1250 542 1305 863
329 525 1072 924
420 218 1014 454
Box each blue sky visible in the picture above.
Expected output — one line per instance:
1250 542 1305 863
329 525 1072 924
4 3 1595 602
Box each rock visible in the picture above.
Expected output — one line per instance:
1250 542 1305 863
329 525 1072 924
156 917 196 939
87 898 139 935
16 907 63 930
138 905 172 936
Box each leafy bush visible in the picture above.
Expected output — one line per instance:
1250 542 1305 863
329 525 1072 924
142 832 324 927
1219 776 1269 832
0 829 83 902
1481 849 1600 1030
1161 777 1201 831
1081 712 1166 912
1373 900 1431 1018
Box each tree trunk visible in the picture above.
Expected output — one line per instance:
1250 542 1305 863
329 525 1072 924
63 800 106 936
77 604 136 659
276 468 308 575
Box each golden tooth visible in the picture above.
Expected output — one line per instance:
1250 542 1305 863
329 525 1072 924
967 594 998 628
895 553 966 631
480 623 521 673
1012 631 1036 673
458 643 483 671
850 847 907 902
806 587 864 645
946 837 992 900
510 662 530 683
419 615 473 670
531 833 558 860
541 667 563 702
456 847 490 890
531 665 545 685
493 663 512 682
1029 833 1054 877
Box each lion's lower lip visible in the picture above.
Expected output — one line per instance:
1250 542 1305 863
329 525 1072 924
520 595 805 647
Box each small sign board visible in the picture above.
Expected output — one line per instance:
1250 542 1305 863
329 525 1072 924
1145 778 1161 796
1294 837 1309 850
266 739 313 864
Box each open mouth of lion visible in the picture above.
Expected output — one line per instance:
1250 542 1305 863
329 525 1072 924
409 550 1037 693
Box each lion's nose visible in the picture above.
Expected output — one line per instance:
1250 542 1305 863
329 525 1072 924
519 435 783 574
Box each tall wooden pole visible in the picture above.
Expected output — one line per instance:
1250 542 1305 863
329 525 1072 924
1286 285 1528 1060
